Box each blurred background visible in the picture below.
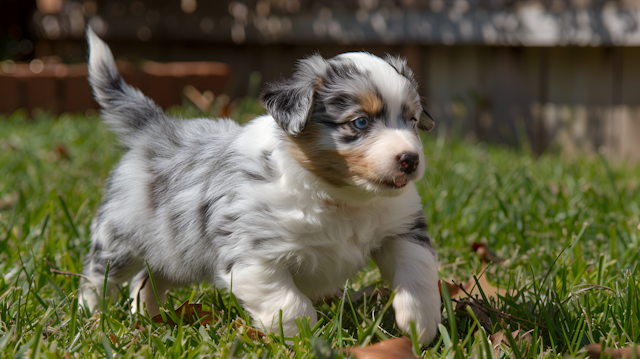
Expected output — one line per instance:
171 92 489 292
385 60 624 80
2 0 640 160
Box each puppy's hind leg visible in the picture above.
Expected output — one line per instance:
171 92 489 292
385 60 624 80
79 242 142 313
130 269 178 318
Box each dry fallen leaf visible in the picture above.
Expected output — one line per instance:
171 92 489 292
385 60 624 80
586 343 640 359
345 337 418 359
438 279 461 298
472 242 505 264
517 330 534 357
489 329 504 357
152 300 213 327
151 302 269 341
441 242 510 300
134 321 146 332
456 300 492 329
234 319 268 341
54 143 71 160
109 333 117 345
483 329 534 358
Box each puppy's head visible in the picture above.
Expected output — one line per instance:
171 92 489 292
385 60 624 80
261 52 435 199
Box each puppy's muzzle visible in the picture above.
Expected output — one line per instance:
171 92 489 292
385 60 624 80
397 152 419 175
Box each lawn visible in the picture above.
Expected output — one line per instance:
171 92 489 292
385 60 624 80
1 107 639 358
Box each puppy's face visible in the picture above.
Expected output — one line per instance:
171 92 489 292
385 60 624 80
262 53 435 198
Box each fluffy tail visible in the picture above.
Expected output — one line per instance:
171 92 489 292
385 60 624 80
86 27 165 147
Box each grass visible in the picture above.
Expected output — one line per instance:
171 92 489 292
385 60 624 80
1 106 640 358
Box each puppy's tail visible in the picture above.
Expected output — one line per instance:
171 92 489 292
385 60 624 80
86 27 165 147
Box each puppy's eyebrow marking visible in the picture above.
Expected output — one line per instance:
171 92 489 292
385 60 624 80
401 103 415 118
359 91 383 115
326 93 358 112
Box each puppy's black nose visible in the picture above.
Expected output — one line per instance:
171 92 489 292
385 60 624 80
397 152 419 174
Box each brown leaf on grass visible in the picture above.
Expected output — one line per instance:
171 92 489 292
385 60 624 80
493 329 533 358
234 319 268 341
476 328 534 358
438 279 462 298
586 343 640 359
489 329 504 357
441 242 510 300
151 314 165 324
54 143 71 160
517 330 534 357
64 352 72 359
134 321 146 332
345 337 418 359
456 300 492 329
109 333 117 345
440 272 502 300
471 242 505 264
151 301 213 327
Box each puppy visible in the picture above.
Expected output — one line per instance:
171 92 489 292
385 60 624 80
80 27 441 345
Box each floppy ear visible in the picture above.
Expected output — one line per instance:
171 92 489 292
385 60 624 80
419 104 435 132
261 80 314 135
384 55 435 132
384 55 415 81
261 55 327 135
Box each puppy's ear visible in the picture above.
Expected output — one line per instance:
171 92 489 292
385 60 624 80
261 81 314 135
261 54 327 135
384 55 436 132
384 55 415 81
419 104 435 132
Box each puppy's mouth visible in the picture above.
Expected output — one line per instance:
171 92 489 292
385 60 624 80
381 172 412 189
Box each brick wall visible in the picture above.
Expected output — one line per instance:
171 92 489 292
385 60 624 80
0 60 230 115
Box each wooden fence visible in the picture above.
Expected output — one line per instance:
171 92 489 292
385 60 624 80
410 45 640 161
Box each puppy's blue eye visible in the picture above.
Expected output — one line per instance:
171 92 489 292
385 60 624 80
353 117 369 129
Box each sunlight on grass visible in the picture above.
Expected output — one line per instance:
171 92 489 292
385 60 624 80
1 109 639 358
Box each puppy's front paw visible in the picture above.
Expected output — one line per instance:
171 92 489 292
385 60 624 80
393 285 441 346
253 298 317 337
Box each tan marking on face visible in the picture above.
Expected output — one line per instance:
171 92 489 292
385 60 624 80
287 123 350 187
288 123 393 187
359 91 383 115
337 133 385 183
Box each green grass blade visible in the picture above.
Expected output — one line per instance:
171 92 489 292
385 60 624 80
279 309 285 346
440 281 458 346
57 193 81 240
144 261 167 323
409 321 420 356
69 293 78 348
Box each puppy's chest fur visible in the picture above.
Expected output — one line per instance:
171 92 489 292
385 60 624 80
276 198 416 298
